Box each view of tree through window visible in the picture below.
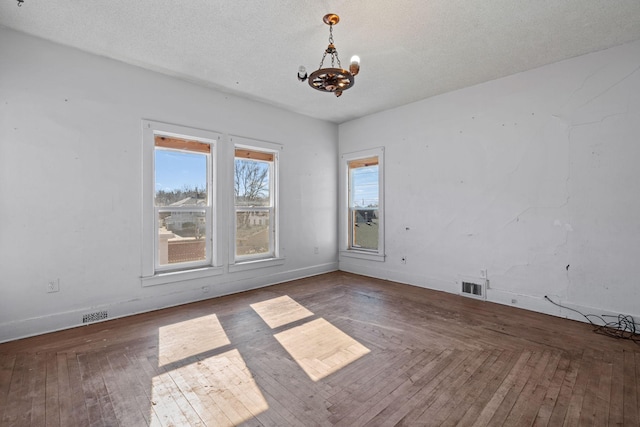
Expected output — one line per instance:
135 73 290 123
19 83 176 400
234 148 274 259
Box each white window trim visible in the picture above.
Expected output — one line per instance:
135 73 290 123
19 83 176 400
228 257 285 273
339 147 385 262
141 120 223 285
142 266 224 287
229 135 283 271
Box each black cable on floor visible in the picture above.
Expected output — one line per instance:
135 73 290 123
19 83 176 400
544 295 639 344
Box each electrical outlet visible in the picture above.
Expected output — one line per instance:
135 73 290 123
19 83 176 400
401 256 407 264
47 279 60 293
314 247 319 254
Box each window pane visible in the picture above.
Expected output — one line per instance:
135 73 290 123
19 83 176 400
235 159 270 207
236 210 270 256
158 210 207 265
351 208 379 250
348 158 379 251
155 149 208 207
349 164 379 208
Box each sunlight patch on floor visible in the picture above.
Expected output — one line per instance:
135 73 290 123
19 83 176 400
274 318 370 381
150 349 269 426
250 295 314 328
158 314 230 366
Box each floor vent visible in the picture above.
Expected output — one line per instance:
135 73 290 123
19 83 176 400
83 310 108 324
461 280 486 300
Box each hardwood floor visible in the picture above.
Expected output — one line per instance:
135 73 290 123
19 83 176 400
1 272 638 426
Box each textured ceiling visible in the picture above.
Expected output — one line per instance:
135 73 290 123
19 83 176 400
2 0 640 123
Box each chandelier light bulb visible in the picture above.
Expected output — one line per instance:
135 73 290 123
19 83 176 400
298 65 308 81
349 55 360 76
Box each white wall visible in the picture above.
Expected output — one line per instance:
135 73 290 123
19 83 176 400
339 39 640 322
0 27 339 343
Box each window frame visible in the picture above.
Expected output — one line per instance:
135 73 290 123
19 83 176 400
339 147 385 262
229 135 283 269
141 120 223 286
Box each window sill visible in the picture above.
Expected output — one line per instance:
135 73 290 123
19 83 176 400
141 266 224 287
340 250 386 262
228 257 285 273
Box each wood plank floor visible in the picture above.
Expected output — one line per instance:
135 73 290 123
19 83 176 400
1 272 638 426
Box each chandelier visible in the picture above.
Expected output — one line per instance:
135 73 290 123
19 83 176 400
297 14 360 97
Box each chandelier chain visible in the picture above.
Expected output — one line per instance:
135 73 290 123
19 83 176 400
321 24 341 69
318 50 328 70
333 50 342 69
330 25 341 68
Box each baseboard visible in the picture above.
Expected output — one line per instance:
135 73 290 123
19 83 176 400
487 288 640 327
339 260 640 330
0 262 338 343
338 260 453 293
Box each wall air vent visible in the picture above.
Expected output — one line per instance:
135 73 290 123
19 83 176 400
460 279 486 300
82 310 108 324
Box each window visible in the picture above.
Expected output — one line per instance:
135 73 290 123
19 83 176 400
154 136 211 270
341 148 385 261
349 156 379 250
142 120 222 284
232 138 280 263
